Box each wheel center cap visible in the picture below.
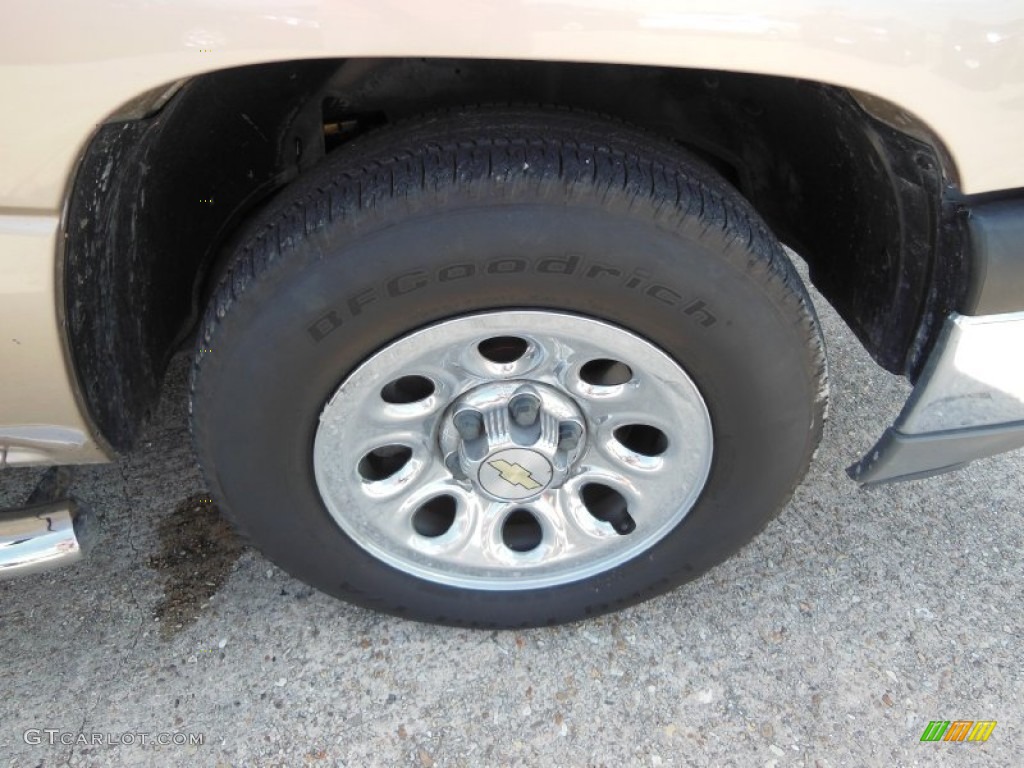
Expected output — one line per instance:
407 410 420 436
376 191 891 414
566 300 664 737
439 380 587 501
479 448 555 500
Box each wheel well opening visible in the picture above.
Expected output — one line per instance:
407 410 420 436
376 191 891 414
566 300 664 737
64 57 966 451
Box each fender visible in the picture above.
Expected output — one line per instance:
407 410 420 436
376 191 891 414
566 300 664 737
2 1 1024 210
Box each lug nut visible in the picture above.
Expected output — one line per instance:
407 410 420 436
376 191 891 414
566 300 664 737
453 409 483 440
445 452 467 480
508 392 541 427
558 421 583 452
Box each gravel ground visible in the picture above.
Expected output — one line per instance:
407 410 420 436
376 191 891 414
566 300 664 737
1 268 1021 767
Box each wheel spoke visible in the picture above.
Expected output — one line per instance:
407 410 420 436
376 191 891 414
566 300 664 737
532 491 619 557
567 373 659 426
347 442 446 501
570 445 693 536
376 480 479 554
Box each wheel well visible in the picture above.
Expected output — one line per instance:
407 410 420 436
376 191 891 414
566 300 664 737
63 57 967 452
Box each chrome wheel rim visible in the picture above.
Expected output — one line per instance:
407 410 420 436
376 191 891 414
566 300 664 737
313 311 713 590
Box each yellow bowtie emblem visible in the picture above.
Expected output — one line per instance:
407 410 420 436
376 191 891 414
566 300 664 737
488 459 541 490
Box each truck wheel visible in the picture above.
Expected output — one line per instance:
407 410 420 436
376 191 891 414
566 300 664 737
190 108 826 627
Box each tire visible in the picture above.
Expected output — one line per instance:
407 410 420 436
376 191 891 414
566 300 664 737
190 107 827 628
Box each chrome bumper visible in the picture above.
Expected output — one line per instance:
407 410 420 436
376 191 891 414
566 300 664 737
851 312 1024 485
0 500 93 578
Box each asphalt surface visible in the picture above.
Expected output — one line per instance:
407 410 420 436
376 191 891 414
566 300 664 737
1 267 1021 767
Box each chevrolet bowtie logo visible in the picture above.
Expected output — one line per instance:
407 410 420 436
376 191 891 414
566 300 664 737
488 459 541 490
